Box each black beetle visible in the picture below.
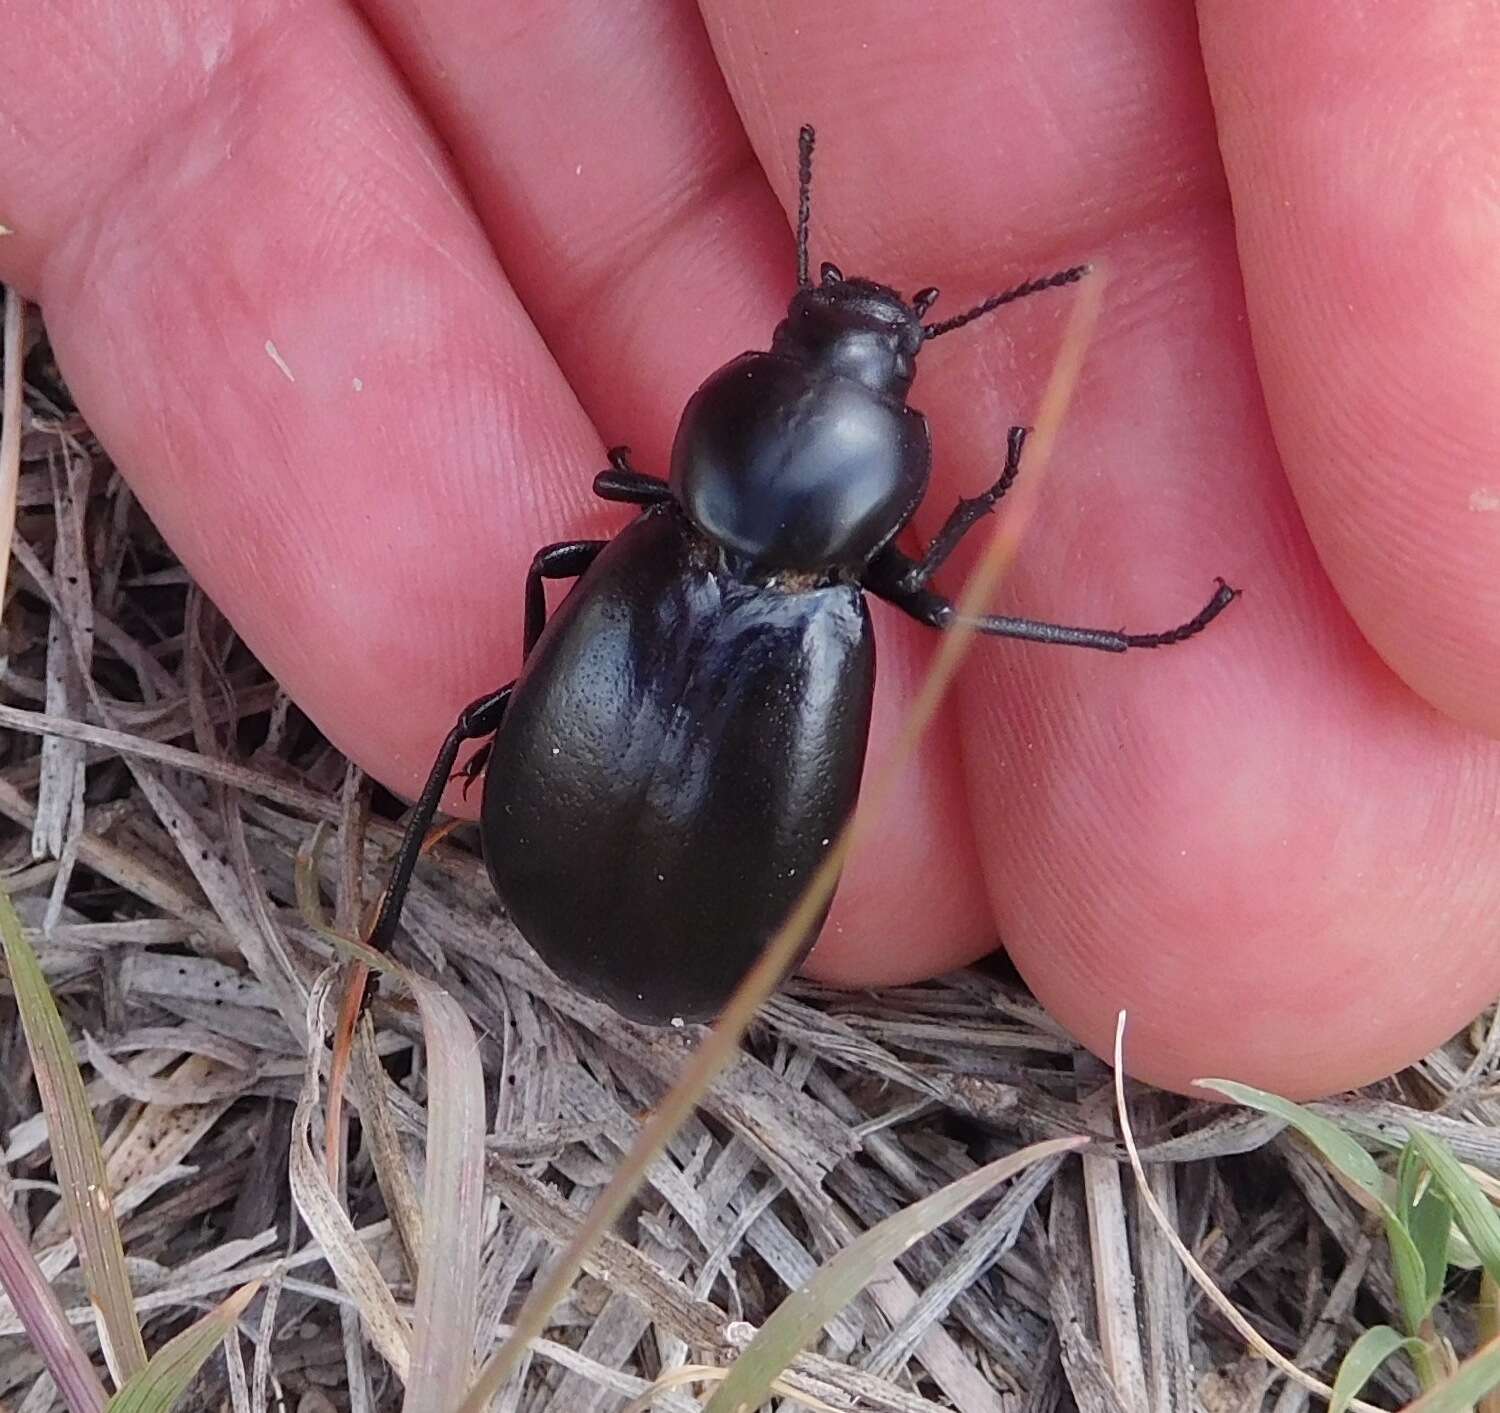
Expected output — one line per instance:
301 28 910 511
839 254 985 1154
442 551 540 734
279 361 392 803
367 126 1238 1025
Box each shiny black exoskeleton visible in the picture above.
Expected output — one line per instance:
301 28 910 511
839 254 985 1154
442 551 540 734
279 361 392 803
368 126 1239 1025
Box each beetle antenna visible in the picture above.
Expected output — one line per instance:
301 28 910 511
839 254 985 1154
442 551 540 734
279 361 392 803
922 263 1091 340
796 124 816 290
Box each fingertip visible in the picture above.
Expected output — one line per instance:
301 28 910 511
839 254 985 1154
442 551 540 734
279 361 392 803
1199 1 1500 737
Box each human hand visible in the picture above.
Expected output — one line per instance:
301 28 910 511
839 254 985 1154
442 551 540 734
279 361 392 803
3 1 1496 1098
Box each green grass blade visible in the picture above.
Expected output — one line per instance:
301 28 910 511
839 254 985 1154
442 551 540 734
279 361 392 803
1409 1188 1454 1316
1397 1142 1454 1310
1330 1326 1427 1413
1385 1210 1437 1333
1407 1130 1500 1285
0 887 147 1381
1398 1141 1429 1216
1195 1079 1382 1199
1401 1329 1500 1413
104 1280 260 1412
702 1136 1086 1413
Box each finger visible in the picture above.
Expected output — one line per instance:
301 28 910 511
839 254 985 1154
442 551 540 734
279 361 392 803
711 0 1500 1097
959 224 1500 1101
353 0 778 469
1198 3 1500 736
702 1 1224 289
0 0 600 805
347 0 998 975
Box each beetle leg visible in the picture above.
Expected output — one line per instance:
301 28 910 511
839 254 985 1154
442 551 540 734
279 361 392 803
866 559 1239 654
372 532 610 953
903 426 1029 591
440 540 605 800
525 540 608 654
367 684 513 953
593 445 674 506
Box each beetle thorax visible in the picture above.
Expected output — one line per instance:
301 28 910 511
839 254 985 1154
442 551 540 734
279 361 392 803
771 278 924 397
667 280 932 575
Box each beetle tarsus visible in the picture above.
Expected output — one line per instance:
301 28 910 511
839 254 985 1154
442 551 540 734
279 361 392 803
906 424 1030 589
1122 578 1240 649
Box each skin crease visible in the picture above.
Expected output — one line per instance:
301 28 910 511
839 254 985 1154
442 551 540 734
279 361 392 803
1 0 1497 1097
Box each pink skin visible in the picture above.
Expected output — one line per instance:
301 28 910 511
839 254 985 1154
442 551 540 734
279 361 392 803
3 0 1497 1098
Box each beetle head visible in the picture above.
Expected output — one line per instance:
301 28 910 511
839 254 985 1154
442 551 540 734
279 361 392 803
770 262 927 399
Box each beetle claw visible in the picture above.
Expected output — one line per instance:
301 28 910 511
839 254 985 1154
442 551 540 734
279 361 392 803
452 741 493 800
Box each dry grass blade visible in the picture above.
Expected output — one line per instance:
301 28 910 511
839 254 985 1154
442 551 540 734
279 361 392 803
0 701 343 820
0 285 22 608
1113 1013 1382 1413
102 1277 261 1413
1481 1273 1500 1413
455 266 1106 1413
0 887 148 1384
621 1364 844 1413
0 1193 108 1412
1078 1064 1147 1407
353 1014 424 1275
704 1135 1087 1413
33 442 91 914
295 834 486 1408
398 978 485 1412
324 969 366 1187
287 970 412 1380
